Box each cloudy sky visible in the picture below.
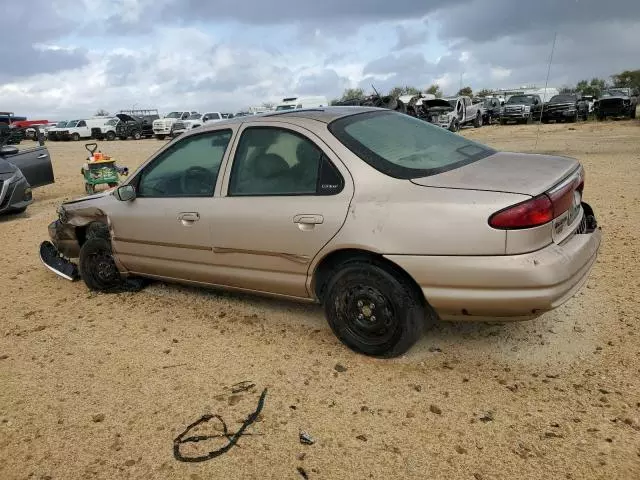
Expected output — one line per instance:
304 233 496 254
2 0 638 119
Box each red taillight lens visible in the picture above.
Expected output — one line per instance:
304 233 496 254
489 194 553 229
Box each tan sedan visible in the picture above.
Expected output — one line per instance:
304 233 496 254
41 107 601 357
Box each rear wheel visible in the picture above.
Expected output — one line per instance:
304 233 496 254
105 131 116 141
499 118 507 125
132 130 142 140
323 260 432 358
473 112 483 128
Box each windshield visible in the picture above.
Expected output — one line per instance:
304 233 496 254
275 105 296 111
56 121 67 127
165 112 182 118
329 111 495 179
507 96 534 105
106 118 119 126
549 95 576 104
66 121 79 127
186 114 202 120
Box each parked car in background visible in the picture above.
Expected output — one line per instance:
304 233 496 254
47 121 69 141
91 113 154 140
429 96 483 131
500 94 543 124
40 107 600 358
152 111 197 140
594 88 638 120
0 143 55 214
172 112 224 136
541 94 589 123
479 97 503 125
0 124 25 145
58 118 113 141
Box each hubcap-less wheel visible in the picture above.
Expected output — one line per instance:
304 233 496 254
323 261 434 357
87 251 120 285
343 286 396 346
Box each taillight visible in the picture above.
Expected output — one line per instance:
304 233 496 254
490 169 585 230
489 195 553 229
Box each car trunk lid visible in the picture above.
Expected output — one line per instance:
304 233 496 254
410 151 579 196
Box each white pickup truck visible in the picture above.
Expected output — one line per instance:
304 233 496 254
152 111 197 140
427 96 484 132
171 112 224 137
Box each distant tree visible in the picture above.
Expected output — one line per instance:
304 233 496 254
576 78 607 98
476 89 493 97
457 86 473 97
425 84 443 98
611 69 640 91
388 86 421 98
94 109 110 116
559 85 574 94
339 88 366 102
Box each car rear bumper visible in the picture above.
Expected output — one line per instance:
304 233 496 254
385 211 601 320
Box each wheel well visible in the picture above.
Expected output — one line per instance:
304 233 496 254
312 248 425 307
75 220 109 247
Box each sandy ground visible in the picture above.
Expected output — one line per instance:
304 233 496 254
1 120 639 480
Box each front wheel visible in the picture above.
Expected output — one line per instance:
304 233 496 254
473 113 483 128
323 261 432 357
449 119 460 132
79 237 125 291
71 133 80 141
132 131 142 140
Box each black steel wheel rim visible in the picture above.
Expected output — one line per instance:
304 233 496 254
340 284 397 345
86 250 120 287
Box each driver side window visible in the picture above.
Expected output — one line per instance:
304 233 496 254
137 129 232 198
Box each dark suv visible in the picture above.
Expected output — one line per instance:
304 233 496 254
541 94 589 123
594 88 638 120
500 94 543 124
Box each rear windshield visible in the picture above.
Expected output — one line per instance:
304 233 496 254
329 111 495 179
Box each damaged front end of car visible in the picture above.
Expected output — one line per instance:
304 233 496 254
39 201 111 281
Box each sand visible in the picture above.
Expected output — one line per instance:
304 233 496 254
1 120 639 479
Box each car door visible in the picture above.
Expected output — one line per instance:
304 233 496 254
2 145 54 187
76 120 90 138
211 122 354 298
108 128 236 282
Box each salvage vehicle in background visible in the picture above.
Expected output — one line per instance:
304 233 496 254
0 142 54 214
479 96 503 125
541 94 589 123
47 121 69 141
0 124 25 145
500 94 543 124
91 113 155 141
152 111 197 140
40 107 600 358
58 118 113 141
429 96 483 132
594 88 638 120
171 112 224 137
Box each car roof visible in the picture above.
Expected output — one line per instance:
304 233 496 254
197 106 383 132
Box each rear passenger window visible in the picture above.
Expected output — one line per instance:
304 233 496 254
228 127 343 196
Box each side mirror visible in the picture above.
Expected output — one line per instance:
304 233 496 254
114 184 136 202
0 145 19 156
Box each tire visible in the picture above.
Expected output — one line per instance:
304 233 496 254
526 114 533 125
500 118 506 125
105 131 116 141
71 133 80 141
323 260 432 358
79 237 124 292
155 134 165 140
132 131 142 140
85 183 95 195
473 113 483 128
631 106 637 119
597 113 605 121
449 119 460 132
541 118 550 124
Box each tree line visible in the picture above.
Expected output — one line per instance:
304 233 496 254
331 69 640 104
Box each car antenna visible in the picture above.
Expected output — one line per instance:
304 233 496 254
535 31 557 151
371 84 381 98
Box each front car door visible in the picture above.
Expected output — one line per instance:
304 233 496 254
109 128 236 282
211 121 354 298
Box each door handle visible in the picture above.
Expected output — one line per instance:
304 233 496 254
293 214 324 225
37 153 48 158
177 212 200 224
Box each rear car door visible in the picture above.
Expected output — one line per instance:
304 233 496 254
108 128 236 282
3 146 54 187
212 121 354 298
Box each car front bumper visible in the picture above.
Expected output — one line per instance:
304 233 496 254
501 112 530 120
386 204 601 320
543 110 577 120
0 176 33 213
153 126 173 135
